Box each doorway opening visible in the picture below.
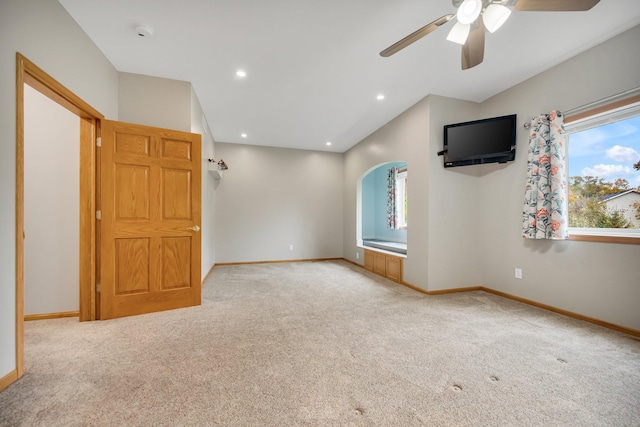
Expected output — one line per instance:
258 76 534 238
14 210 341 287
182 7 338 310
15 53 102 379
23 84 80 320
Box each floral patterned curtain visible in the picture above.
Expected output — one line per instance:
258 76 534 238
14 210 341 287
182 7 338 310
387 167 398 229
522 110 569 240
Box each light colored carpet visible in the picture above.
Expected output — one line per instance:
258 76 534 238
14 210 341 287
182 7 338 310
1 260 639 426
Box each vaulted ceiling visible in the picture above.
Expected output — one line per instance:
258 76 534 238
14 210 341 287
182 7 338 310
59 0 640 152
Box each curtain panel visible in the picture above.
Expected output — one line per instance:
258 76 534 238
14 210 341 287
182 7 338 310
387 167 398 229
522 110 569 240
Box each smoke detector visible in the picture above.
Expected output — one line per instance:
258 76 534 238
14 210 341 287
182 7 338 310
135 25 154 38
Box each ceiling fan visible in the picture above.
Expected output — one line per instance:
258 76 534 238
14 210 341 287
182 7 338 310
380 0 600 70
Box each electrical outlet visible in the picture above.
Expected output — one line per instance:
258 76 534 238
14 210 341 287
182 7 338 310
289 244 294 251
356 253 359 259
515 268 522 279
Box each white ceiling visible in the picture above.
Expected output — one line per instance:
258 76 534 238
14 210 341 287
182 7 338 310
58 0 640 153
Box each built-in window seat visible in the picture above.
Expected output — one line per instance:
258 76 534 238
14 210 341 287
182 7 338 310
362 248 403 283
362 239 407 255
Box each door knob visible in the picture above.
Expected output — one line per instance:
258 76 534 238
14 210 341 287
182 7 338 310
187 225 200 232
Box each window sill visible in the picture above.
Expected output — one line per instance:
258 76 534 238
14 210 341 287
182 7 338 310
569 230 640 245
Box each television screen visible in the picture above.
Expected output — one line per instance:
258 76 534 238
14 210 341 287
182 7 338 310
443 114 517 168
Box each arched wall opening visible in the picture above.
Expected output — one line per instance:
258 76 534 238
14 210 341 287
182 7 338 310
356 161 407 253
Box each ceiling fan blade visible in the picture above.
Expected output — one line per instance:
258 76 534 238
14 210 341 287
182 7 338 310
461 17 485 70
514 0 600 11
380 14 455 57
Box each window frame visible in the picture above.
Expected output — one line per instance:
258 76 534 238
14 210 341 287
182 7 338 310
396 168 408 230
565 93 640 245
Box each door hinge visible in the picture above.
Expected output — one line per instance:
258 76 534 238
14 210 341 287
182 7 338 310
96 137 102 147
96 210 102 220
96 283 101 292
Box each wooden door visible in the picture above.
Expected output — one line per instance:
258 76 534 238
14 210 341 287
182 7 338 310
100 120 201 319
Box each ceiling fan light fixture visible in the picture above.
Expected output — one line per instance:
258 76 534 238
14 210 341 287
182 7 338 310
447 21 471 45
483 4 511 33
456 0 482 25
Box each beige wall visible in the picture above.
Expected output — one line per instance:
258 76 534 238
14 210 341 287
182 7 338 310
214 143 344 263
343 95 482 289
191 87 217 278
0 0 118 380
24 85 80 315
118 72 192 132
478 26 640 330
425 95 486 291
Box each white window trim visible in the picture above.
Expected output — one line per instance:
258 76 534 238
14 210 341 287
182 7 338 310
565 101 640 134
396 170 407 229
565 94 640 244
568 227 640 238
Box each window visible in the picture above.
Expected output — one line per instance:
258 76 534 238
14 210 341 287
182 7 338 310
565 95 640 243
396 169 408 229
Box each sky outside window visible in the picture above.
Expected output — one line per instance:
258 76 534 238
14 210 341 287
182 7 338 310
568 115 640 186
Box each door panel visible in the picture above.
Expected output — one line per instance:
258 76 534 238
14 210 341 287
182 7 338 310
115 238 150 294
101 120 201 319
115 165 150 220
374 253 386 276
385 256 402 283
162 168 192 219
115 132 150 156
364 250 374 271
161 138 192 160
161 237 192 290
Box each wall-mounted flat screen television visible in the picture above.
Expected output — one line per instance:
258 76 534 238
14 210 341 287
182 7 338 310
442 114 517 168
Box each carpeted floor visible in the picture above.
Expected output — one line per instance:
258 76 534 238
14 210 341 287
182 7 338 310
1 260 639 426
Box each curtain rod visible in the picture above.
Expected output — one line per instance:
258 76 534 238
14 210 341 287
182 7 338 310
523 86 640 129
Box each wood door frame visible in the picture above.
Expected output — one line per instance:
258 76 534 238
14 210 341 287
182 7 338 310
15 53 103 379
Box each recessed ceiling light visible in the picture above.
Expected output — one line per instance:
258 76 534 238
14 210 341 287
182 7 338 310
326 142 332 146
376 94 385 100
241 133 247 138
236 70 247 78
